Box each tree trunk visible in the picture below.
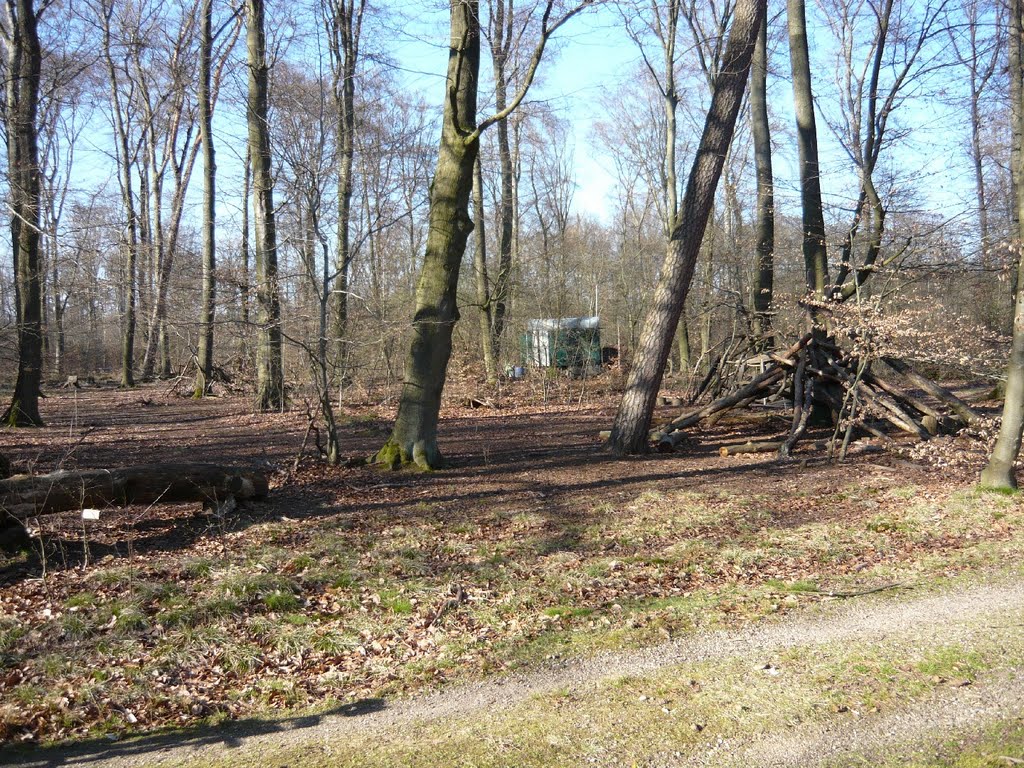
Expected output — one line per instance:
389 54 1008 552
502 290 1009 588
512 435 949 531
981 0 1024 490
328 0 364 380
2 0 45 427
374 0 480 469
99 0 139 389
240 144 251 362
247 0 284 411
195 0 216 399
489 0 516 362
676 314 690 372
1 464 268 519
787 0 828 298
750 7 774 348
609 0 764 455
473 155 498 383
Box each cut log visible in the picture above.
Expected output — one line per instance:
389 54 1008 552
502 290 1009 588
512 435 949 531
665 366 785 432
0 463 270 520
880 357 981 425
719 440 784 456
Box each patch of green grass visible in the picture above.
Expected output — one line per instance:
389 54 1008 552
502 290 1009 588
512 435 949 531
765 578 819 593
262 591 301 612
60 613 92 641
542 605 594 619
312 628 356 656
916 644 985 681
65 592 97 609
0 616 27 653
183 558 215 578
220 642 263 675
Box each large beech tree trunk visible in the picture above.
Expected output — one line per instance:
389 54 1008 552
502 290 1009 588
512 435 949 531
1 464 268 520
375 0 586 468
374 0 480 470
981 0 1024 490
2 0 45 427
608 0 764 455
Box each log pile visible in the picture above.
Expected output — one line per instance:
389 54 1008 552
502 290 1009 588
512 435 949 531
645 333 982 456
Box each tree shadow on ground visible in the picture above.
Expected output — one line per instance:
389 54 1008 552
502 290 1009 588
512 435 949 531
0 698 387 767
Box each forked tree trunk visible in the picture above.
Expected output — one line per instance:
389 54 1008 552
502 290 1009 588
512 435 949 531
608 0 764 455
981 0 1024 490
375 0 586 468
3 0 45 427
247 0 284 411
374 0 480 469
750 8 774 348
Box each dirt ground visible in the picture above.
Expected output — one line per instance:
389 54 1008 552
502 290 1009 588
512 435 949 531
1 378 1018 766
0 378 975 568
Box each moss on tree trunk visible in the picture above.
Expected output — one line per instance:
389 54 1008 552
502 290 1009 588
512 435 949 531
374 0 480 470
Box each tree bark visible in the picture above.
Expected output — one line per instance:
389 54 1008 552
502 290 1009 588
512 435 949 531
473 154 498 383
374 0 481 469
195 0 216 398
1 464 268 520
787 0 828 299
375 0 586 468
327 0 364 379
609 0 764 455
981 0 1024 490
2 0 45 427
488 0 516 362
247 0 284 411
750 7 774 348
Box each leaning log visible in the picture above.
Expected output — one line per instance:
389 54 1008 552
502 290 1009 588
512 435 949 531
880 357 981 425
0 463 269 520
665 365 786 432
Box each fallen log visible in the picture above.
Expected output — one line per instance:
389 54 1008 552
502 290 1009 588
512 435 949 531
880 357 981 425
864 370 945 422
0 463 269 520
665 366 786 432
719 440 784 456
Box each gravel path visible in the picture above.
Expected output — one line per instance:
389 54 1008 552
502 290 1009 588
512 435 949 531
8 578 1024 768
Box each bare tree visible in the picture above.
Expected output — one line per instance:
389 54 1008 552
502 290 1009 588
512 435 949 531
375 0 594 469
95 0 140 388
247 0 284 411
749 2 773 346
1 0 47 426
609 0 764 455
788 0 828 300
324 0 365 382
195 0 242 397
981 0 1024 489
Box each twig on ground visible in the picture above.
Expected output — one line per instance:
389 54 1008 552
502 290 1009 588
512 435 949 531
817 582 908 599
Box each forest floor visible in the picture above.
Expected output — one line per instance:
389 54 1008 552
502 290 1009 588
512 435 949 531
0 375 1022 766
